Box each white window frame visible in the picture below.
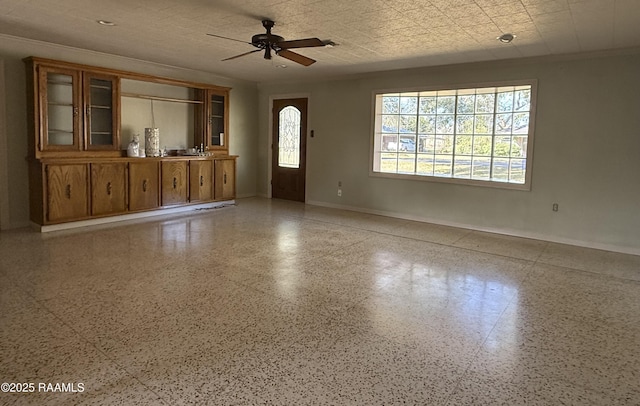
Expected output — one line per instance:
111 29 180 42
370 80 537 191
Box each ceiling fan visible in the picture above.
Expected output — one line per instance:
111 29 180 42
208 19 331 66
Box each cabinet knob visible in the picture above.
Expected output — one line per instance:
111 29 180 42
65 184 72 199
73 107 79 116
173 177 177 189
142 179 148 192
106 182 112 196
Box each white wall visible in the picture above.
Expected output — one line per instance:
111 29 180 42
0 34 259 229
257 50 640 254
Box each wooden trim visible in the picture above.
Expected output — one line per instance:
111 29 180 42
121 92 204 104
23 56 231 92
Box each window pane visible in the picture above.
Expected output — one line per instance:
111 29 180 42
399 135 416 152
417 156 434 175
474 114 494 134
278 106 301 168
382 134 398 152
434 155 453 176
400 96 418 114
509 159 526 183
475 93 495 113
382 115 399 133
457 95 475 114
419 97 437 114
398 154 416 173
418 116 435 133
514 89 531 111
495 113 513 134
436 115 454 134
473 136 492 156
455 135 472 155
380 153 397 172
456 115 474 134
382 96 399 114
494 136 511 157
512 136 527 158
472 157 491 180
454 156 471 178
418 134 435 154
400 115 417 133
492 158 510 181
496 92 514 112
436 96 455 114
513 112 529 134
435 135 454 154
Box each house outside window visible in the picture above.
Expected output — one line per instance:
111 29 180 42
371 80 537 190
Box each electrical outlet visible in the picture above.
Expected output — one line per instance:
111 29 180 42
552 203 559 212
338 189 342 197
338 181 342 187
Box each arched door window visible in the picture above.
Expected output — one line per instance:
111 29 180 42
278 106 301 168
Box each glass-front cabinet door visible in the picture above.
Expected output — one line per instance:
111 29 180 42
207 90 229 149
84 73 119 150
39 66 82 151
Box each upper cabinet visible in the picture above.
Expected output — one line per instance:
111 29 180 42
29 60 120 155
26 57 230 158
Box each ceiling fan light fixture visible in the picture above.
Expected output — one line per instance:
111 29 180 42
497 33 515 43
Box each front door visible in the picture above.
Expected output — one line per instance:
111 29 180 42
272 98 307 202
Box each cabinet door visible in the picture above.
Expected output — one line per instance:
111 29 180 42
129 161 159 211
39 66 82 151
46 164 89 222
161 161 188 206
214 158 235 200
84 73 120 150
189 160 212 203
91 163 127 216
198 89 229 152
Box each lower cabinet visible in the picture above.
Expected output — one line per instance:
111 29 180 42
91 163 127 216
30 156 236 226
214 158 236 200
189 160 213 203
46 163 89 223
129 161 159 211
161 161 188 206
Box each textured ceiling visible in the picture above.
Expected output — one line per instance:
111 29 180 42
1 0 639 83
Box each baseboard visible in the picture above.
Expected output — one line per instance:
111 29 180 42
34 200 235 233
306 200 640 256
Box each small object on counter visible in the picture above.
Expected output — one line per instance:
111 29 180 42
127 134 140 157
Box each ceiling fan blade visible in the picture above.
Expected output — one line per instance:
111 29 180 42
278 38 325 49
222 49 261 61
207 33 251 45
277 49 316 66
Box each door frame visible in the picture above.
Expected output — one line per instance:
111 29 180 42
267 93 311 200
0 60 9 229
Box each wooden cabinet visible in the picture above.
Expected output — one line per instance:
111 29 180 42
161 161 188 206
214 158 236 200
45 163 89 223
129 161 159 211
28 59 120 155
25 57 236 228
91 163 127 216
189 160 213 203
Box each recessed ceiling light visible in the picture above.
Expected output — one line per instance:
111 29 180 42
97 20 116 26
497 33 515 43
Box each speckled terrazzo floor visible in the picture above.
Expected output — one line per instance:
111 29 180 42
1 197 639 405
